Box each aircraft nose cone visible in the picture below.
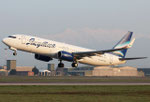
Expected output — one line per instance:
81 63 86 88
2 38 6 43
2 38 8 45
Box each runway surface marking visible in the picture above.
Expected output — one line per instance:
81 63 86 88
0 83 150 85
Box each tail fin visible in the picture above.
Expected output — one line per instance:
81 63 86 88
113 31 135 58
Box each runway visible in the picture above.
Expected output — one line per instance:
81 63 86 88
0 82 150 85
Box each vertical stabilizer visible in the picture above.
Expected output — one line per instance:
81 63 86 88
113 31 134 58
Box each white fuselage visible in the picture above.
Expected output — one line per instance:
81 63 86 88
2 35 126 66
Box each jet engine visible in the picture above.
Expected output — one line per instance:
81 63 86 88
35 54 53 62
58 51 74 61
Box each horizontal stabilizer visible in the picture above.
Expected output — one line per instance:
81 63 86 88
119 57 147 61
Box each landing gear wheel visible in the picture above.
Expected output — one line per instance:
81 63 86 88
72 63 78 67
13 52 17 56
58 60 64 67
58 63 64 67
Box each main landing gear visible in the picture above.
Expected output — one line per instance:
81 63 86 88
58 60 64 68
72 62 78 67
58 60 78 68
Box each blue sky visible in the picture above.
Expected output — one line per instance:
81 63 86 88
0 0 149 69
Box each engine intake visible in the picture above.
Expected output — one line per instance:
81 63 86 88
58 51 74 61
35 54 52 62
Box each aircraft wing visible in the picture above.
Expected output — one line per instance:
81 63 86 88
73 48 126 59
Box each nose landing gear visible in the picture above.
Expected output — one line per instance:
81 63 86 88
13 51 17 56
9 47 17 56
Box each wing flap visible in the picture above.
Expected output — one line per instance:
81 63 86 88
73 48 126 59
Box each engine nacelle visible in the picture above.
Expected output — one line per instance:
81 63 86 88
58 51 74 61
35 54 53 62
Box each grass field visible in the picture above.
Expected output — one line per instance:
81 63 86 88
0 85 150 102
0 76 150 83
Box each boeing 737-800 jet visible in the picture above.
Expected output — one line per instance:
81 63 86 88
2 31 146 67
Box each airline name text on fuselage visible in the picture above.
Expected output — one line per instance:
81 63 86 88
26 38 56 48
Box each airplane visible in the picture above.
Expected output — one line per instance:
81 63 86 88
2 31 147 67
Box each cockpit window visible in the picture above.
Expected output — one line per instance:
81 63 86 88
8 36 16 39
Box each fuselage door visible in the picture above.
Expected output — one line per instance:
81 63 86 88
21 36 32 52
21 36 26 44
110 55 114 65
